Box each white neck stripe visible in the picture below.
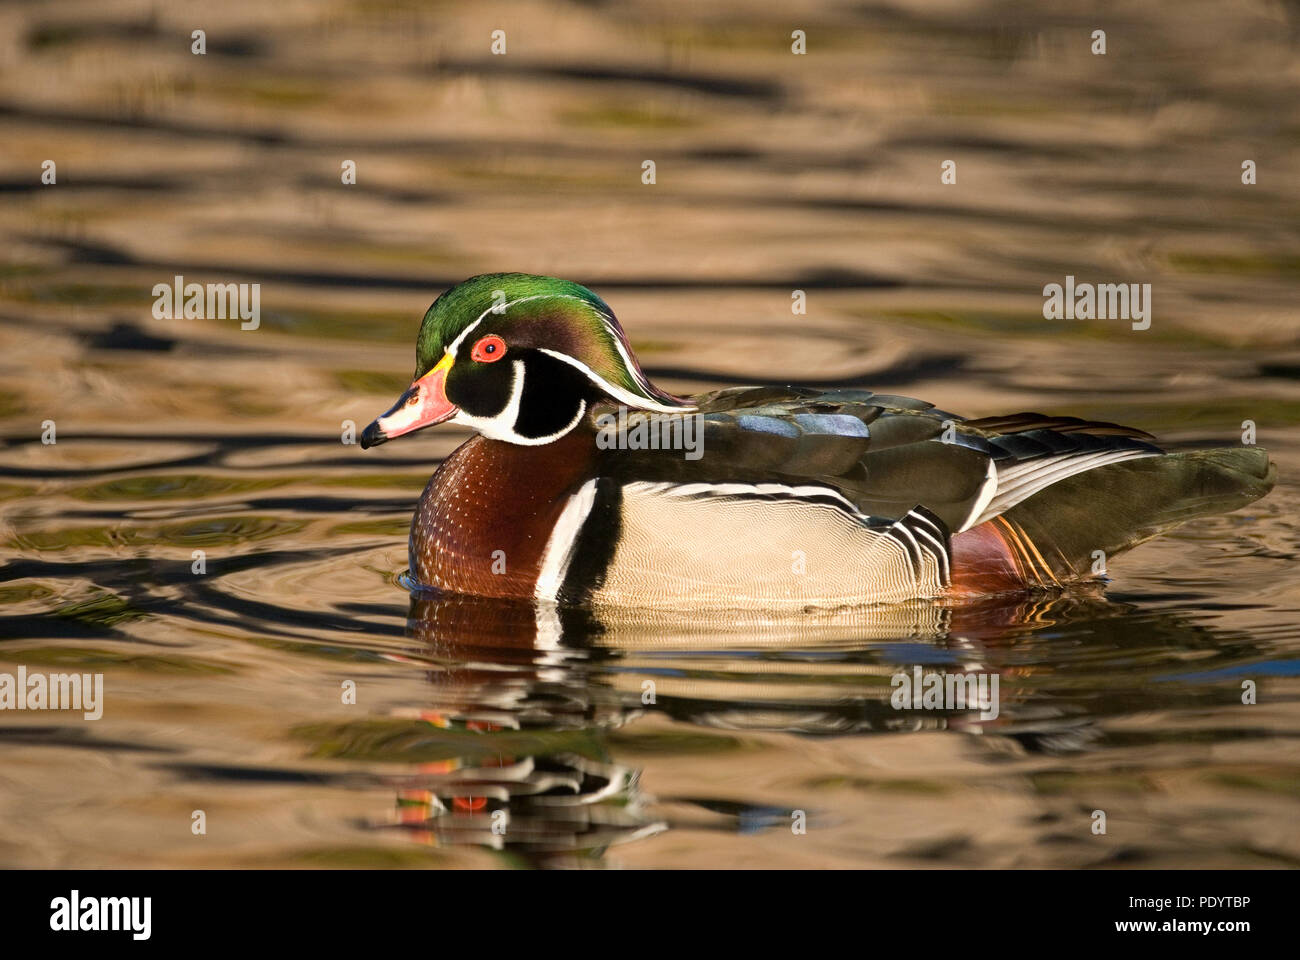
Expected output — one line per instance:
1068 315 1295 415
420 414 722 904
537 348 694 414
534 479 600 601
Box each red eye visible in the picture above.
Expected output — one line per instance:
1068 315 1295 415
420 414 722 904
471 334 506 363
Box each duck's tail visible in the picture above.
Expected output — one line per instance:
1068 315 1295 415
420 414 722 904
951 447 1275 591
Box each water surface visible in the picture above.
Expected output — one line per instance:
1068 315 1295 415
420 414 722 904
1 0 1298 868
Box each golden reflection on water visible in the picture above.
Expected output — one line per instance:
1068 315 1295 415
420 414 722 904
0 0 1298 867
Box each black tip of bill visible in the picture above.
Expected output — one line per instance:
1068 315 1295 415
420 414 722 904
359 421 387 449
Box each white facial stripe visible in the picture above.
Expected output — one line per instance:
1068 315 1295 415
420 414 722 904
597 315 664 400
449 359 588 445
446 294 689 409
438 292 687 443
537 347 694 413
449 358 525 439
445 292 595 359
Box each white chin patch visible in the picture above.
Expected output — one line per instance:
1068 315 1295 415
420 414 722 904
451 359 587 445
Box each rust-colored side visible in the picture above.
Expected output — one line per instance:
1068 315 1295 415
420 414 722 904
949 515 1060 597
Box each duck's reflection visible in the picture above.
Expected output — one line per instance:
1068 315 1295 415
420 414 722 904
372 598 662 862
376 588 1255 861
387 724 662 856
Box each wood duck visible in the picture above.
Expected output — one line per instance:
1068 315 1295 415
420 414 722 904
360 273 1276 610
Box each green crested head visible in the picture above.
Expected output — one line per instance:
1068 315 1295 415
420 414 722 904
361 273 691 449
413 274 597 378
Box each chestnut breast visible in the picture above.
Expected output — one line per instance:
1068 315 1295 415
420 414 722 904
409 430 595 598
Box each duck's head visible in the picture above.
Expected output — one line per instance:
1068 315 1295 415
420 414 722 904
360 273 691 449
